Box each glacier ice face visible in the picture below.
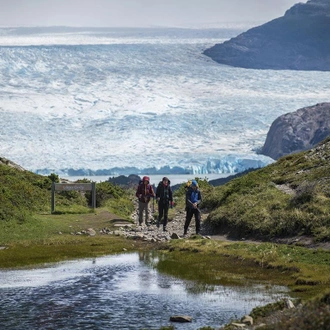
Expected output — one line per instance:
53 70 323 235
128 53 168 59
33 154 274 176
0 27 329 175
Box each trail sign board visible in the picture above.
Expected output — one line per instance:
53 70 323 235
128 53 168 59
51 182 96 213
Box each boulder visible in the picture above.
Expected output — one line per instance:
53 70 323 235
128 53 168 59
170 315 192 322
203 0 330 71
261 103 330 160
241 315 253 326
86 228 96 236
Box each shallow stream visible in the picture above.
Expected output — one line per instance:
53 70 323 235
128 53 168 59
0 252 289 329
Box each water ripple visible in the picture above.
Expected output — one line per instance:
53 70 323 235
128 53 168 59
0 253 290 329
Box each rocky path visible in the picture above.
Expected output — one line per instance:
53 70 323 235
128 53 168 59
100 200 330 250
109 201 209 243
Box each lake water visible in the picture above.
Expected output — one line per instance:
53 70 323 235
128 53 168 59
62 173 231 186
0 252 289 329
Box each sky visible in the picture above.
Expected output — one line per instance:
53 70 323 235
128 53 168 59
0 0 303 28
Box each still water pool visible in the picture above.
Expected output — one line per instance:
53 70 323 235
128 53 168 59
0 252 289 329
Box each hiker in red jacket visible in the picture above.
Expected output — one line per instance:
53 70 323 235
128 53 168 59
135 176 155 226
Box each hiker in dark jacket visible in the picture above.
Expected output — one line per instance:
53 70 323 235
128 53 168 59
136 176 155 226
184 180 202 235
156 177 173 232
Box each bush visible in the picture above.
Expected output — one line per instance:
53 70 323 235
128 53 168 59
290 181 317 206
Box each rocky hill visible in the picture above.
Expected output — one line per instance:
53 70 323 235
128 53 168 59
261 102 330 160
203 0 330 71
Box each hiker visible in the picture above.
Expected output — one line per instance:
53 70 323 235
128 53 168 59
156 176 173 232
135 176 155 226
184 180 202 236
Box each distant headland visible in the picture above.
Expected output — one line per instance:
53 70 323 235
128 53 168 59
203 0 330 71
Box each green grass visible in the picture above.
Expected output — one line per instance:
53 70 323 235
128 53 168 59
202 138 330 241
0 206 144 268
160 238 330 301
0 236 136 268
153 239 330 329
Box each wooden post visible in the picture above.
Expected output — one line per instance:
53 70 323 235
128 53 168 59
92 182 96 209
51 182 55 213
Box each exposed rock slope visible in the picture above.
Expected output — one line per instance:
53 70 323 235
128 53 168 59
0 157 26 171
261 102 330 160
203 0 330 71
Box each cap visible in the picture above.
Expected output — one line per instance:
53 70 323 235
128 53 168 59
191 180 198 187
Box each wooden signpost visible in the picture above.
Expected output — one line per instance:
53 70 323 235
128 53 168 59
51 182 96 213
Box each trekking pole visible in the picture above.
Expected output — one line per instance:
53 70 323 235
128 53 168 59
187 199 201 213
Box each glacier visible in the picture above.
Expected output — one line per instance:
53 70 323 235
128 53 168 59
1 27 330 176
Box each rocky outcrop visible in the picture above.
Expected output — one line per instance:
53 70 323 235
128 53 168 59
261 103 330 160
203 0 330 71
107 174 141 188
0 157 26 171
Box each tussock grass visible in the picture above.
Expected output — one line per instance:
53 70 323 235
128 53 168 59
247 291 330 330
202 138 330 241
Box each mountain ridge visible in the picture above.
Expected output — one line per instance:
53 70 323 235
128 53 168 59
203 0 330 71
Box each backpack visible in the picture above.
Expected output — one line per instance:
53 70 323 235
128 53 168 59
185 180 192 190
136 181 154 203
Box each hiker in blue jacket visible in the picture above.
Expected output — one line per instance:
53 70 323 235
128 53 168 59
184 180 202 236
156 177 173 232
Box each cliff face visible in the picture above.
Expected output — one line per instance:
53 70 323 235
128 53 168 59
261 103 330 160
203 0 330 71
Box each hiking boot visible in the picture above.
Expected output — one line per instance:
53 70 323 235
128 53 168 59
156 220 160 228
163 227 167 232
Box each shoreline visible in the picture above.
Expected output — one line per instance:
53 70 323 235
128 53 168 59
60 173 232 185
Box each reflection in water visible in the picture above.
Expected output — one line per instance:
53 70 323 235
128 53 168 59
0 252 289 330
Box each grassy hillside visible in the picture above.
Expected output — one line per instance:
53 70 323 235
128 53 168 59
0 160 136 267
0 162 52 222
203 137 330 242
0 160 133 224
